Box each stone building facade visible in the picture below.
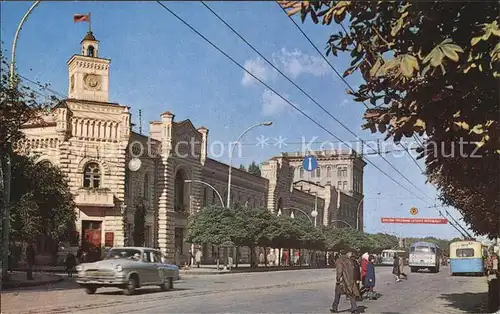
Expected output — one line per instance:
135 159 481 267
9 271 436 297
285 150 366 230
19 32 364 264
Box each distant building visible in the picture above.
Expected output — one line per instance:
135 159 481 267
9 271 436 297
282 150 366 230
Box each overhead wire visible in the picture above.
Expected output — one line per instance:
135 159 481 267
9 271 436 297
200 1 434 203
156 1 435 205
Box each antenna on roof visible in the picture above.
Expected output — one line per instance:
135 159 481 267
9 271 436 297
138 109 142 135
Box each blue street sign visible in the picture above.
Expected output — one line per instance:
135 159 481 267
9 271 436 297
302 155 318 172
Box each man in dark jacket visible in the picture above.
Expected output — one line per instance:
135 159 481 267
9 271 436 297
330 250 361 314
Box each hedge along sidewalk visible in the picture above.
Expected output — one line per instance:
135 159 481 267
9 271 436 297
1 271 63 290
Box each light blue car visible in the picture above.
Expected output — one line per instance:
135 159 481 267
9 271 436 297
76 247 180 295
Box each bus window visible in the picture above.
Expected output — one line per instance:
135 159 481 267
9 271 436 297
410 247 415 252
430 247 436 253
414 246 430 253
456 248 474 257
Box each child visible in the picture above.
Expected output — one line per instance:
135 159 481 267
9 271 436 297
364 255 378 300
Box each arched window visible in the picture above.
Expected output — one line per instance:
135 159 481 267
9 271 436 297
87 45 95 57
212 190 217 205
277 197 283 211
326 166 332 177
143 173 149 200
299 167 304 178
83 162 101 188
316 167 321 178
39 160 52 168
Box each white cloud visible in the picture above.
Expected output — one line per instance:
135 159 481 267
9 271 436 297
241 48 331 87
272 48 330 79
241 57 275 87
261 89 292 116
339 98 349 108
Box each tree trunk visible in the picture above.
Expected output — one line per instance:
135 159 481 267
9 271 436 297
249 246 255 268
264 247 268 267
216 247 220 270
235 247 239 268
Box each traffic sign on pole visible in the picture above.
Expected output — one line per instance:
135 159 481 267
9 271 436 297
302 155 318 172
410 207 418 215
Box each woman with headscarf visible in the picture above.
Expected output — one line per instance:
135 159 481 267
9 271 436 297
360 253 369 295
364 255 378 300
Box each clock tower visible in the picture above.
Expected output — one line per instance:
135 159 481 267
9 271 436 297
67 31 110 102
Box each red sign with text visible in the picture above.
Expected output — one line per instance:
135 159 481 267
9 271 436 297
381 217 448 224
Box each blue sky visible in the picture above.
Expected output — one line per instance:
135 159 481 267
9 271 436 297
1 1 472 239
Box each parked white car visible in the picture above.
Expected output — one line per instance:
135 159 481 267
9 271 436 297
75 247 179 295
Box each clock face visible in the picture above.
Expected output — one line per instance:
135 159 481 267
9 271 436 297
84 74 101 90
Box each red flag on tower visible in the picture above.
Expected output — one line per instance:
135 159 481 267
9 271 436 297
74 13 90 23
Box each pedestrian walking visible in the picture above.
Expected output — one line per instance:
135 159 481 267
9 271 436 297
188 250 194 267
65 252 77 277
350 253 362 301
364 255 378 300
399 256 408 279
259 252 265 265
330 250 361 314
360 252 369 295
195 249 202 268
392 255 402 283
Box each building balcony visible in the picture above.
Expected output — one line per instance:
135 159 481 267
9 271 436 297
75 188 114 207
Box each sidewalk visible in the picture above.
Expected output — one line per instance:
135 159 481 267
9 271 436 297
12 263 325 275
1 271 63 290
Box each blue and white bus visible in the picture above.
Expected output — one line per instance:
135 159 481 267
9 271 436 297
409 241 442 273
449 240 487 275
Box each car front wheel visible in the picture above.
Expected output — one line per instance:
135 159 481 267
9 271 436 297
84 286 97 294
160 277 173 291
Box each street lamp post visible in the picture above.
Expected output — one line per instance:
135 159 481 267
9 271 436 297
226 121 272 208
184 180 224 207
331 220 355 229
2 0 41 282
184 179 224 269
283 207 317 226
356 197 363 231
356 192 380 231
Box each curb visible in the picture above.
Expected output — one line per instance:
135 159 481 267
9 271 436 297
180 266 329 276
1 275 63 290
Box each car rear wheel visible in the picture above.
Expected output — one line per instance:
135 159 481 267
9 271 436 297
123 276 138 295
85 286 97 294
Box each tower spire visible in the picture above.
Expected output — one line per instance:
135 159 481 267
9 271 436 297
88 12 91 33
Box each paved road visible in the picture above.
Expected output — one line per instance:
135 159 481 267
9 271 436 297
1 266 489 313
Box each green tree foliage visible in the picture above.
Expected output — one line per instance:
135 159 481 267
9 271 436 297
0 54 54 156
239 164 246 171
247 161 261 176
279 1 499 237
187 205 459 257
186 205 236 247
9 154 76 251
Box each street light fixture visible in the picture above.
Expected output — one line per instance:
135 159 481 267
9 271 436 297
356 192 381 231
184 179 224 207
226 121 272 208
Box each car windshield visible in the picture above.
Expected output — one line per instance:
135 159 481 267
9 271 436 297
104 248 142 260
